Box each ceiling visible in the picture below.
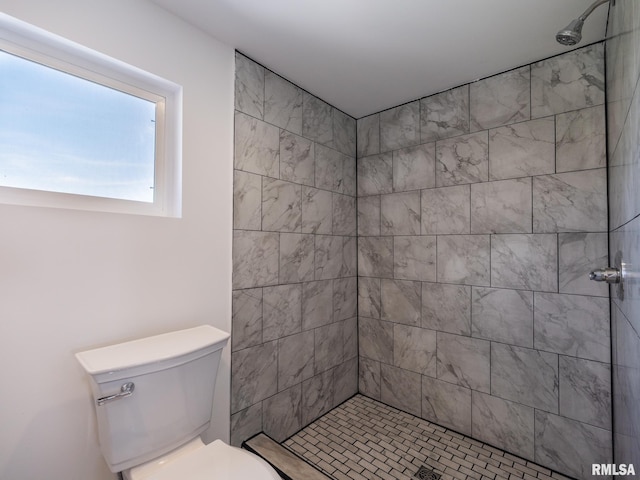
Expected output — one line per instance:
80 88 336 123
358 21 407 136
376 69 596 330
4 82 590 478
150 0 609 118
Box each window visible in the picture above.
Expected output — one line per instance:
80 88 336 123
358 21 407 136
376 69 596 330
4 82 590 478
0 14 182 216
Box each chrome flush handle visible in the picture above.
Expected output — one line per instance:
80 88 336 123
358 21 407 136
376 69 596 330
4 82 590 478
96 382 135 406
589 267 621 284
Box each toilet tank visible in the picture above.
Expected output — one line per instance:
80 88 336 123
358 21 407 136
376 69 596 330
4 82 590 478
75 325 230 473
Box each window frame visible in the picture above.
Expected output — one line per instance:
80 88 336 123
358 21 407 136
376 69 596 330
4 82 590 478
0 13 182 217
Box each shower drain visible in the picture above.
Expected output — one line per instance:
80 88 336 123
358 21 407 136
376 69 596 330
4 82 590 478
414 465 442 480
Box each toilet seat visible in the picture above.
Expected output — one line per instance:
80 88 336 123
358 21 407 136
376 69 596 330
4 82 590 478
126 439 281 480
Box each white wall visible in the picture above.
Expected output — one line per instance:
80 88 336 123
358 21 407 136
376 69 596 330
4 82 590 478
0 1 235 479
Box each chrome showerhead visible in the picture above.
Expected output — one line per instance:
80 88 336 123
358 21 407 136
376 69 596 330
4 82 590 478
556 18 584 46
555 0 610 46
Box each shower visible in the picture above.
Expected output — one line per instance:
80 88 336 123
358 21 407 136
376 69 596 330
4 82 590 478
556 0 610 45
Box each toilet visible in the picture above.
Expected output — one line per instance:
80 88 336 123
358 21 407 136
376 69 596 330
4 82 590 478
75 325 280 479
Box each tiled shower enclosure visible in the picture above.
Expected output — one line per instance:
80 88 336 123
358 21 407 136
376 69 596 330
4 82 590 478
232 42 612 479
356 43 610 479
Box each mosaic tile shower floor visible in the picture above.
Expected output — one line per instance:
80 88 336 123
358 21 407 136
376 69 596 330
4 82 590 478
283 395 573 480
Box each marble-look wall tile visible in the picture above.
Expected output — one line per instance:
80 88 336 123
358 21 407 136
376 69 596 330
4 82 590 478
437 235 490 286
470 66 530 131
263 284 302 342
533 169 608 233
278 331 314 390
471 287 533 348
422 283 471 336
436 131 489 187
333 109 356 157
232 288 263 351
471 178 532 234
380 363 422 417
230 402 262 447
488 117 555 180
233 231 279 289
609 85 640 230
357 114 380 158
279 233 314 283
393 143 436 192
613 205 640 469
302 368 335 425
559 356 611 430
422 375 472 436
381 279 421 326
358 237 393 278
343 317 358 361
357 153 393 196
342 156 357 197
359 357 381 399
558 233 609 297
472 287 533 348
437 332 491 393
610 216 640 325
333 277 357 321
332 193 356 236
315 235 343 280
280 131 314 186
613 433 640 478
491 343 558 412
611 304 640 459
394 236 436 281
491 234 558 292
334 357 358 405
556 105 606 173
315 144 346 194
302 280 333 331
315 322 344 373
421 85 470 142
235 111 280 177
357 195 381 236
394 324 437 377
380 101 420 152
235 53 264 119
264 71 302 135
607 0 640 126
302 92 333 145
231 341 277 413
262 178 302 232
534 293 610 363
421 185 470 235
605 2 634 151
233 170 262 230
381 191 421 235
472 391 535 461
534 411 612 479
359 317 393 364
301 187 332 234
263 385 302 442
608 161 628 233
342 236 357 277
358 277 381 319
531 43 605 118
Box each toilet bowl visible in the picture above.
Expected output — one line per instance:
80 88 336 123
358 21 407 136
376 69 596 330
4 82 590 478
124 438 280 480
75 325 279 479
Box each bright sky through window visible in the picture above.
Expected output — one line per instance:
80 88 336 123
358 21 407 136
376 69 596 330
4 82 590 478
0 49 156 203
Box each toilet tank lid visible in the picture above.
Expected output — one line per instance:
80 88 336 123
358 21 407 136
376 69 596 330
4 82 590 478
75 325 230 376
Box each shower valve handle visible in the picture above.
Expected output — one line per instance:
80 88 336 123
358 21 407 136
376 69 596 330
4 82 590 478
589 267 621 284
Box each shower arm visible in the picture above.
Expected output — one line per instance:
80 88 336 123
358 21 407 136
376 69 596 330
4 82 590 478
577 0 610 22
